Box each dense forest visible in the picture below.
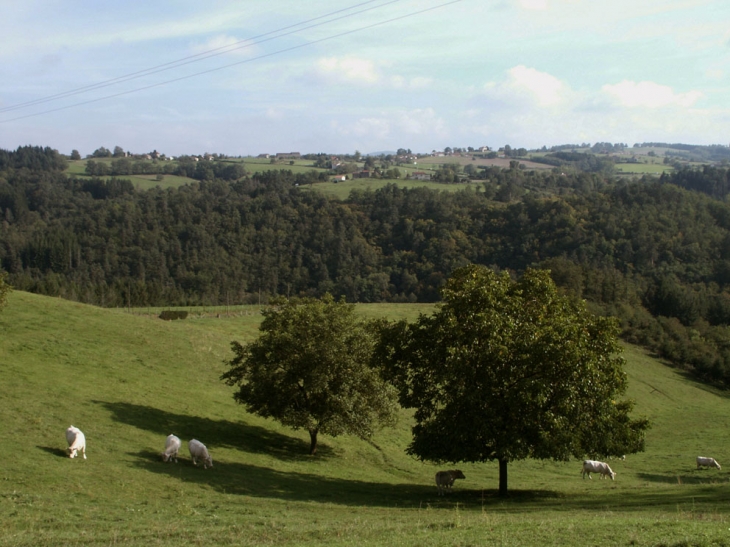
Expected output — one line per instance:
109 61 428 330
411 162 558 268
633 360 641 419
3 145 730 386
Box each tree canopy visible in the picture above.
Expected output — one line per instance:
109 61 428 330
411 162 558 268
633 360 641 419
221 295 398 454
375 265 648 495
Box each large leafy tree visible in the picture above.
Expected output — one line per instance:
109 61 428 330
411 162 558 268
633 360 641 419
375 265 648 495
221 295 398 455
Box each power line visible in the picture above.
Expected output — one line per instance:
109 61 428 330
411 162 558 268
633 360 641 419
0 0 464 125
0 0 403 114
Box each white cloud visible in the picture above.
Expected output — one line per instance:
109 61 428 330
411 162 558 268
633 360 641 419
466 66 725 148
316 57 381 85
602 80 703 108
331 108 447 142
484 65 570 107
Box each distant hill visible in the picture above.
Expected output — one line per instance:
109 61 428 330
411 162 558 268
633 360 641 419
634 142 730 162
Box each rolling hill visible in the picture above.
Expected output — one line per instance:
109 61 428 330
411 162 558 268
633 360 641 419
2 291 730 546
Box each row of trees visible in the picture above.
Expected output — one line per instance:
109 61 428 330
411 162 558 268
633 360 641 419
83 156 248 181
222 267 648 495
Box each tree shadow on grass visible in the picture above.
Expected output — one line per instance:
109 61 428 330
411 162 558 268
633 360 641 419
93 400 335 461
129 448 730 510
37 446 69 458
674 368 730 400
129 450 522 508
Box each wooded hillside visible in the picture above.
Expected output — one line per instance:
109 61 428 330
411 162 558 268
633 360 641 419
3 145 730 385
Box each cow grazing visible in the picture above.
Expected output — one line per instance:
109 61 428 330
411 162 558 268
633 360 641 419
188 439 213 469
66 426 87 460
161 434 181 463
581 460 615 480
696 456 721 470
435 470 466 495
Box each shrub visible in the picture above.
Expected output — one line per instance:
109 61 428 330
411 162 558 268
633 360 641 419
159 310 188 321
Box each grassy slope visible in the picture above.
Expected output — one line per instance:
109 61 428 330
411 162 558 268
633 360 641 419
2 292 730 546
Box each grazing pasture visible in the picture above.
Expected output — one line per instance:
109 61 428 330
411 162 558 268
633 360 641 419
2 291 730 546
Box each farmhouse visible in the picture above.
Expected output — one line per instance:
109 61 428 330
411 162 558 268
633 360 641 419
411 171 431 181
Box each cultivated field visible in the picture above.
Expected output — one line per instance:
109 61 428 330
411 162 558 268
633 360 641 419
2 292 730 546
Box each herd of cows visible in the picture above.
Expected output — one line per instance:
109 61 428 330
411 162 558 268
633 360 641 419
64 425 723 494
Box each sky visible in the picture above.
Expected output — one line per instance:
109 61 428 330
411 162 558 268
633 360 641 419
0 0 729 156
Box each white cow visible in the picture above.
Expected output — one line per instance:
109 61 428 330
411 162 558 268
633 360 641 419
66 426 87 459
161 434 181 463
435 470 466 496
696 456 721 470
581 460 615 480
188 439 213 469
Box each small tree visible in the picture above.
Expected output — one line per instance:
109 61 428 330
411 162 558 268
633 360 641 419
221 295 398 455
375 265 648 495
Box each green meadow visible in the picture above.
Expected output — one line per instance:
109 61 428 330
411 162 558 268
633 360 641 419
65 159 197 190
3 291 730 546
614 163 674 175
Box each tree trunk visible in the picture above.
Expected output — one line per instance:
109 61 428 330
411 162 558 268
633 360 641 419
499 458 508 497
308 429 318 455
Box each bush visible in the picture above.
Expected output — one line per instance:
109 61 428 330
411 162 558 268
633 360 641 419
159 310 188 321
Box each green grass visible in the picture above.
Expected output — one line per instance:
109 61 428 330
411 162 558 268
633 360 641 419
615 163 674 175
3 292 730 545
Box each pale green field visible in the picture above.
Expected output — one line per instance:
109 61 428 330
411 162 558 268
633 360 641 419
615 163 674 175
3 291 730 546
